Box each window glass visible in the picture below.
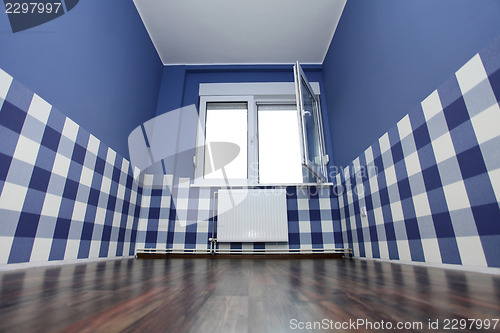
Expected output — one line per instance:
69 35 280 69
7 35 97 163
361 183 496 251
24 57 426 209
203 102 248 179
258 105 302 184
301 78 323 173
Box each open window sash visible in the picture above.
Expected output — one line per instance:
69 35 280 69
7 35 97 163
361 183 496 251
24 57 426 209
294 62 328 183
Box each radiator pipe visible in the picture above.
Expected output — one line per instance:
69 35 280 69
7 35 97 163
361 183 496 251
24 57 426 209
136 248 352 255
209 191 218 255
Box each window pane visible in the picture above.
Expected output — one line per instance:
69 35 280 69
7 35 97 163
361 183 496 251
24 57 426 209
204 103 247 179
301 78 323 172
258 105 302 184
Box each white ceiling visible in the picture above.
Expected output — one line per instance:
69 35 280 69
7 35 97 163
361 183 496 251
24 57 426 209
133 0 347 65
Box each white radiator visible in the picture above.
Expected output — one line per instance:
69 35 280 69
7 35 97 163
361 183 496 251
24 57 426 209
217 189 288 242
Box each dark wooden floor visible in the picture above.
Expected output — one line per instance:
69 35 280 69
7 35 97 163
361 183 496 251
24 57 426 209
1 258 500 332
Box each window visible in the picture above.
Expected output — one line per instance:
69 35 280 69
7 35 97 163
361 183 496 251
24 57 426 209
194 63 328 186
195 96 256 186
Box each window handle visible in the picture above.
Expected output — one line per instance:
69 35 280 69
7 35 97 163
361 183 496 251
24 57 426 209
303 110 311 116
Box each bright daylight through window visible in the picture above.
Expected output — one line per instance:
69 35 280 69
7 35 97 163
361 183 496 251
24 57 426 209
203 102 248 180
258 105 302 184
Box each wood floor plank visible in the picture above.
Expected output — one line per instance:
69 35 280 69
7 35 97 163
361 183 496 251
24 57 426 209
186 296 249 333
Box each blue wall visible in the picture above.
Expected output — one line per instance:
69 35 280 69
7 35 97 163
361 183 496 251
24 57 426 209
322 0 500 168
0 0 163 159
156 65 326 115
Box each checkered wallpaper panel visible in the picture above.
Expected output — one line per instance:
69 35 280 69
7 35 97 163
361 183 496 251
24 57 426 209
0 69 142 264
137 179 342 252
336 38 500 268
135 173 173 250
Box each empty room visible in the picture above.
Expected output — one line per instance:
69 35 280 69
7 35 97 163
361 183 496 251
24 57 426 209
1 0 500 332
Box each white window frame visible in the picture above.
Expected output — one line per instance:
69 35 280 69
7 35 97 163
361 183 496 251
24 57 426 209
194 95 257 186
194 82 325 187
294 63 329 182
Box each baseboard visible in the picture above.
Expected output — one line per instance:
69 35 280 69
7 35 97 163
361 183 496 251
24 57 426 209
136 253 344 259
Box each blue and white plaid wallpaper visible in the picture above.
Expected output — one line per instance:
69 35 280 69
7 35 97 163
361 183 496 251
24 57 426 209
0 69 142 264
135 178 342 252
1 36 499 268
336 38 500 268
